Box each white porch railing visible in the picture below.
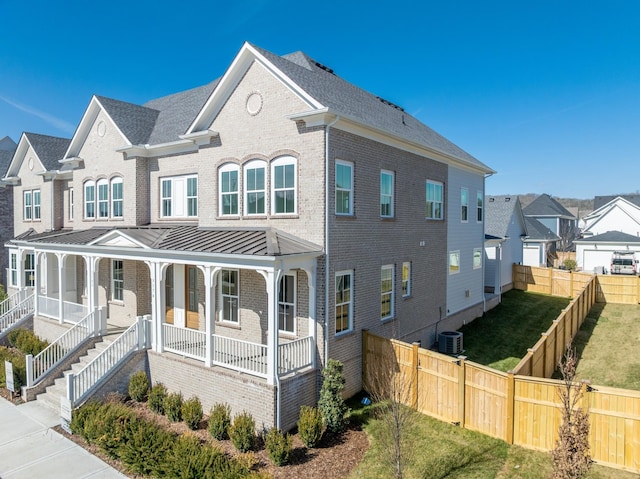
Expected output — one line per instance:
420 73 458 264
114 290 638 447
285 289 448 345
26 307 105 387
38 295 58 319
212 334 268 376
0 288 34 334
163 323 207 361
278 336 313 373
68 316 150 407
37 295 87 324
63 301 88 324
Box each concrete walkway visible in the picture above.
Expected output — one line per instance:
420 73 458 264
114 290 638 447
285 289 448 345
0 397 127 478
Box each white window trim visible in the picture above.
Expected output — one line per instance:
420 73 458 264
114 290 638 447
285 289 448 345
473 248 482 270
380 170 394 218
111 259 124 302
23 190 32 221
426 180 444 220
335 270 353 336
111 177 123 218
33 190 41 220
244 160 267 216
160 174 198 219
381 264 394 321
84 180 96 219
219 163 240 217
278 273 296 334
271 156 297 215
186 176 198 217
9 251 17 287
335 159 354 216
461 187 469 223
69 187 74 221
97 179 109 219
219 269 239 324
402 261 411 297
449 250 461 275
477 191 484 223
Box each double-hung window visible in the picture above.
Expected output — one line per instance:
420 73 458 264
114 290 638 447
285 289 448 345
23 191 32 220
477 191 483 222
111 178 123 218
381 265 394 320
278 274 295 334
84 181 96 219
160 175 198 219
112 260 124 301
24 253 35 287
9 252 17 287
335 271 353 334
402 262 411 297
272 156 296 214
380 170 394 218
97 179 109 218
33 190 41 220
449 251 460 275
220 269 239 323
244 161 266 215
426 180 444 220
335 160 353 215
219 164 239 216
461 188 468 222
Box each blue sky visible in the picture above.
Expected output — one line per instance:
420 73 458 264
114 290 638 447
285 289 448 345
0 0 638 198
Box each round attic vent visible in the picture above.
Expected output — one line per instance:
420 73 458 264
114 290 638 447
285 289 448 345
96 121 106 137
28 157 34 170
246 92 263 116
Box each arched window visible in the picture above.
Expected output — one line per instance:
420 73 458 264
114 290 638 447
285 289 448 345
271 156 297 215
219 163 239 216
97 179 109 218
111 177 123 218
244 160 266 215
84 180 96 219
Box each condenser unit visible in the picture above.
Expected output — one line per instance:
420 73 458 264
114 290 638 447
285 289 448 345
438 331 463 355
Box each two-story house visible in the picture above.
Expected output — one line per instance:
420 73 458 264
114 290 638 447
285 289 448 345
4 43 494 430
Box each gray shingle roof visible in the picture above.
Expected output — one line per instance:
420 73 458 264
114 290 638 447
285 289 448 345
484 195 522 238
0 137 16 177
0 136 16 151
253 44 492 172
594 195 640 210
575 231 640 244
524 217 560 242
95 96 160 146
12 226 323 257
523 193 575 219
142 80 219 145
24 133 71 171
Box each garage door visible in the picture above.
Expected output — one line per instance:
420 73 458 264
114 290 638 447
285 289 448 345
582 249 612 273
523 246 540 266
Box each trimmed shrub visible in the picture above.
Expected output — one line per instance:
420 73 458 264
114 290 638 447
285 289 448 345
148 382 167 415
182 396 203 430
318 358 348 434
164 391 183 422
7 329 49 356
563 259 577 271
208 402 232 440
264 427 293 466
0 346 26 389
297 405 324 448
119 416 173 477
229 411 255 452
128 371 149 402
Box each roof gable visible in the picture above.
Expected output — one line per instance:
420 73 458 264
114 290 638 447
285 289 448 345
484 195 525 238
594 194 640 209
524 216 560 242
575 230 640 244
5 132 70 178
88 230 151 248
523 193 575 219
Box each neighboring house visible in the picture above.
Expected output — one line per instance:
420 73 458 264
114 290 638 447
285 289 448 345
593 194 640 210
3 42 494 430
522 216 560 267
522 193 577 251
581 196 640 238
575 231 640 273
0 136 17 289
484 196 526 293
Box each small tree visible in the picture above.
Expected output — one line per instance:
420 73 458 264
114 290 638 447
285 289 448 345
317 359 348 434
552 345 591 479
563 259 577 272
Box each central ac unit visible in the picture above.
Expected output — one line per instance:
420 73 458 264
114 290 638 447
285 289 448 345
438 331 463 355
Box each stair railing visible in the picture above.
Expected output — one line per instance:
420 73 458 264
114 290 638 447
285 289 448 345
0 288 34 334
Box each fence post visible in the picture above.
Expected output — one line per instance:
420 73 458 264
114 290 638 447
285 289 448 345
411 342 419 410
25 354 33 387
541 333 548 378
137 316 145 349
457 355 467 428
66 371 75 408
506 371 515 444
548 268 553 295
570 270 574 298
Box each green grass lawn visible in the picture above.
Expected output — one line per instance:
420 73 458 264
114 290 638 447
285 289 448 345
573 302 640 390
458 290 570 372
347 398 639 479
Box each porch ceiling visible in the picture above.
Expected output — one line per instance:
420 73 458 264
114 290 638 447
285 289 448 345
10 225 323 257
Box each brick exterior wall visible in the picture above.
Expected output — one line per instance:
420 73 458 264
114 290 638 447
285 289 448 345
0 185 13 289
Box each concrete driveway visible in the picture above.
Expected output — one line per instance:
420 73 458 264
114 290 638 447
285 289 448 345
0 397 127 478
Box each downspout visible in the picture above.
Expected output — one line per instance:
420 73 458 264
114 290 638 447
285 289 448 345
324 115 340 367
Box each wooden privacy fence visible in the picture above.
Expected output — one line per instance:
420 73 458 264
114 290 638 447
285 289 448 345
513 264 640 304
362 331 640 473
511 271 597 377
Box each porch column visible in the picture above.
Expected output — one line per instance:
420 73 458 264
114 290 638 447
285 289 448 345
146 261 159 352
259 268 281 386
16 249 24 290
85 256 100 314
302 263 318 369
204 266 221 368
33 252 42 317
57 253 67 323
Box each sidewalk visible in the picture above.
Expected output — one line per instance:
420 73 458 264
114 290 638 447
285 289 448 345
0 397 127 479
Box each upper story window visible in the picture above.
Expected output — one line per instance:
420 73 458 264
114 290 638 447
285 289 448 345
461 188 469 222
111 178 123 218
402 261 411 297
219 164 239 216
335 160 353 216
244 160 266 216
477 191 483 222
381 264 394 320
97 179 109 218
278 274 296 334
271 156 296 215
426 180 444 220
84 180 96 219
160 174 198 219
23 190 40 221
335 270 353 335
380 170 394 218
